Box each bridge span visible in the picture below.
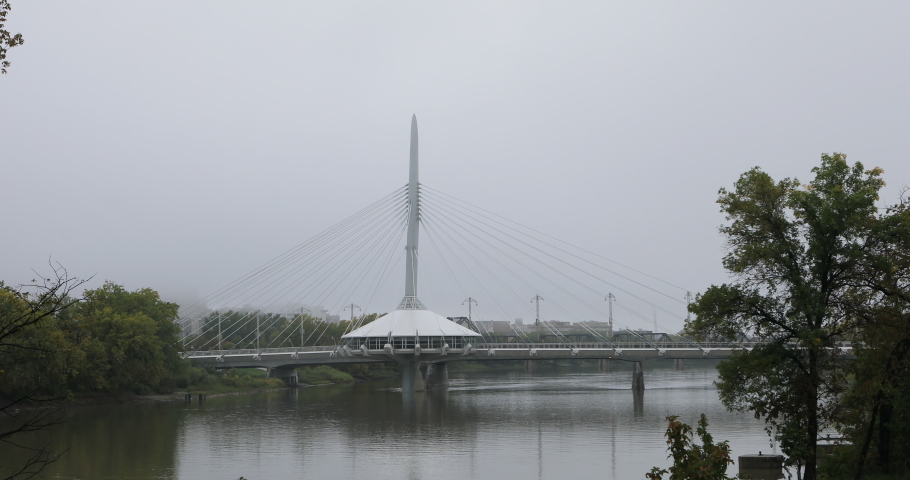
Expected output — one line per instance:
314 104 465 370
185 342 855 390
187 342 753 369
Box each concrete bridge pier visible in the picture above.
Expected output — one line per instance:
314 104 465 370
598 359 610 372
674 359 684 371
401 361 426 393
524 360 537 372
632 362 645 391
268 367 298 387
425 363 449 389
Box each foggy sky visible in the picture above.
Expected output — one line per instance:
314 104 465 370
3 2 909 332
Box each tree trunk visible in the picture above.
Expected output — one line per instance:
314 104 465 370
806 350 818 480
854 394 881 480
878 401 892 473
879 337 910 473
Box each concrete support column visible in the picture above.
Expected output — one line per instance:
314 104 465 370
401 361 426 393
674 359 684 371
598 359 610 372
425 363 449 389
632 362 645 391
268 367 298 387
524 360 537 372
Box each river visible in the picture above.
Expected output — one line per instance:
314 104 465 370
16 360 774 479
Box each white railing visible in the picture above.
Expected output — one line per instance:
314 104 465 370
184 342 770 358
185 346 337 357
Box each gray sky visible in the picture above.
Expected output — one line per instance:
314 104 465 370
3 1 909 332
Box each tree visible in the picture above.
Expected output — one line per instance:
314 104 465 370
836 190 910 478
0 0 24 74
687 154 888 480
646 414 735 480
0 265 86 480
69 282 182 393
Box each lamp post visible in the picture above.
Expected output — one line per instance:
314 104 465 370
531 294 544 339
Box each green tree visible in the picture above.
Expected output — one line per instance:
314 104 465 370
646 414 735 480
835 191 910 479
0 266 86 480
687 154 887 479
0 0 24 74
70 282 182 392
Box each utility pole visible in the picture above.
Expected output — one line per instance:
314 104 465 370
606 293 615 338
463 297 477 322
531 294 544 337
653 308 658 335
256 311 260 351
344 303 361 325
299 307 310 347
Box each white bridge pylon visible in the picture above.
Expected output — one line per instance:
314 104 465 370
341 116 481 391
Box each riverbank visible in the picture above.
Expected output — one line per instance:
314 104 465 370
52 365 399 407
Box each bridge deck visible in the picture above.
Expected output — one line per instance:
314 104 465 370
185 342 855 370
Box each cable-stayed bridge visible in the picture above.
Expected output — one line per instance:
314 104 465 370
179 116 849 392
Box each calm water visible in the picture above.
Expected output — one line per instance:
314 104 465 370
13 360 774 480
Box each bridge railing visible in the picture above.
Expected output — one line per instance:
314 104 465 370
476 342 765 350
184 342 776 358
184 341 855 359
184 346 337 357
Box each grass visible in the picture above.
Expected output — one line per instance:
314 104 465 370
186 368 285 394
296 366 355 385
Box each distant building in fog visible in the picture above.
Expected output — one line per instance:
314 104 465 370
580 321 613 332
475 320 512 333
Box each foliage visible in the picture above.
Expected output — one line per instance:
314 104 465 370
826 191 910 479
183 368 284 395
65 282 182 393
3 279 212 397
687 154 893 479
0 265 87 480
646 414 735 480
0 0 24 74
296 365 355 385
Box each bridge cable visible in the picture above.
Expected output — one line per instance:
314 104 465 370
423 186 691 295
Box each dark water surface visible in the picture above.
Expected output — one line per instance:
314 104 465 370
21 361 773 479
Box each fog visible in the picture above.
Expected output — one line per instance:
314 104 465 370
3 2 909 332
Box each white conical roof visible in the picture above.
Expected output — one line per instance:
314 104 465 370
343 308 481 338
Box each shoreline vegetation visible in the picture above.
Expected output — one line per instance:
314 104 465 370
59 360 597 407
0 280 408 416
40 360 621 408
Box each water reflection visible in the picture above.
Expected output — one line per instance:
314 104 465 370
633 387 644 417
0 403 182 479
23 360 770 480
